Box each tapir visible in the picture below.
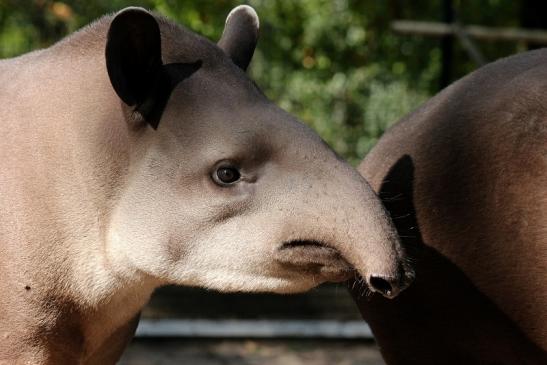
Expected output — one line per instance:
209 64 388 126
352 49 547 364
0 5 413 364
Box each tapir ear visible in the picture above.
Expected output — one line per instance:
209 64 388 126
106 8 162 109
218 5 259 71
106 7 201 129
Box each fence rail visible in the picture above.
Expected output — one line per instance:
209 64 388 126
136 319 374 339
392 20 547 44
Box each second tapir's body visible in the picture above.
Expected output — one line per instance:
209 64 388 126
353 48 547 364
0 6 411 364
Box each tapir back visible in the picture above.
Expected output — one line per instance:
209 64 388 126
354 49 547 363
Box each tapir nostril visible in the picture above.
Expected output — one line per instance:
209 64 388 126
369 275 394 298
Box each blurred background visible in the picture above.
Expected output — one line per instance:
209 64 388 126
1 0 545 363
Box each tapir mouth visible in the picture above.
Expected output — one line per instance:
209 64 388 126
280 239 327 250
274 239 355 282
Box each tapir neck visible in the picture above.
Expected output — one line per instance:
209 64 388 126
0 26 157 361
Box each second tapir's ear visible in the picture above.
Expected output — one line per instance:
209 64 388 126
106 7 201 129
218 5 259 71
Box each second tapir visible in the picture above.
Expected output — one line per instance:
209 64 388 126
0 5 412 364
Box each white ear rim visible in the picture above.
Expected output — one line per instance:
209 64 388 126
226 5 259 30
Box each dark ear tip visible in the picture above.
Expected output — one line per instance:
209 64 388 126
110 7 157 29
108 7 159 43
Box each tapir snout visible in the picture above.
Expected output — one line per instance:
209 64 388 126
266 132 414 297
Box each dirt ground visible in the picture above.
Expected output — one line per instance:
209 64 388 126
118 339 386 365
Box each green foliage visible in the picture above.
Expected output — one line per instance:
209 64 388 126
0 0 526 163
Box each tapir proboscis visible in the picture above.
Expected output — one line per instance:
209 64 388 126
0 5 413 364
352 48 547 364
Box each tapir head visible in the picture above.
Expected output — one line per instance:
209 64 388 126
104 6 413 298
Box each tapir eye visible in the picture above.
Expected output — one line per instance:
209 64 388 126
213 165 241 186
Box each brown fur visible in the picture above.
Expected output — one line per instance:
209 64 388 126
352 48 547 364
